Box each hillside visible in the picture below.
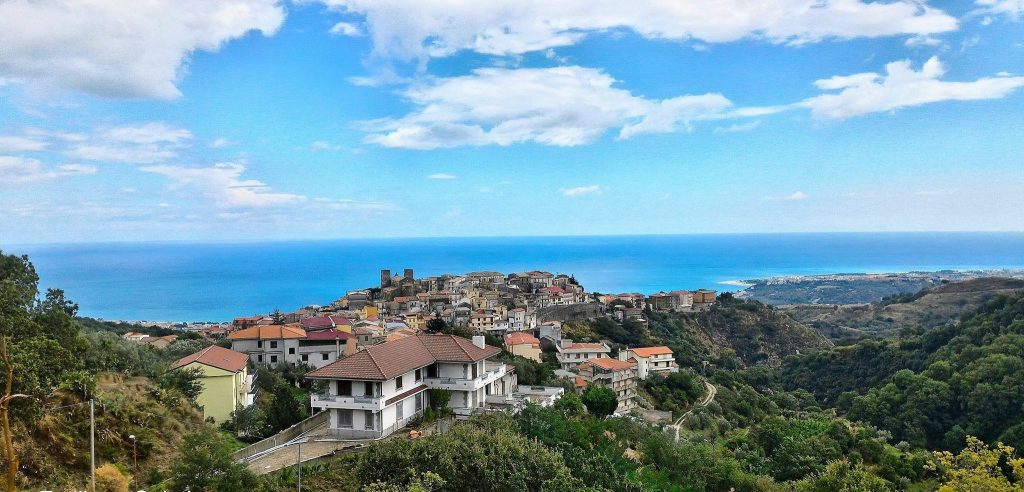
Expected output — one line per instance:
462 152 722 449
564 295 830 368
781 291 1024 450
19 373 207 490
784 277 1024 338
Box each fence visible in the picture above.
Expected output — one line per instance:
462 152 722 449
232 410 330 462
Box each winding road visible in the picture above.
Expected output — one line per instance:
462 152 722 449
666 380 717 443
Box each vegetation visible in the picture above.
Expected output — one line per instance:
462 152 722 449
783 292 1024 450
581 386 617 418
5 248 1024 491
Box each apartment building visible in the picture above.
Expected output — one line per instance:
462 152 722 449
554 339 611 371
577 357 639 413
620 346 678 379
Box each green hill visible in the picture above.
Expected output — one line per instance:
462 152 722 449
782 291 1024 450
784 277 1024 339
565 295 830 368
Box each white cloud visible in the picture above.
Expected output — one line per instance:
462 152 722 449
310 141 339 151
362 66 769 149
0 156 96 184
65 123 192 163
765 191 809 201
560 185 604 197
801 57 1024 119
322 0 956 61
976 0 1024 17
210 138 234 148
141 162 306 208
427 173 457 180
0 0 285 99
0 135 48 152
714 121 763 133
330 21 362 36
104 123 193 144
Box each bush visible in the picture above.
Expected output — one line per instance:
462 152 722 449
95 463 131 492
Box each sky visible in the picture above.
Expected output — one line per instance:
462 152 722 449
1 0 1023 244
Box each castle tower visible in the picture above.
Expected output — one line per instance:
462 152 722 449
404 268 414 281
381 269 392 288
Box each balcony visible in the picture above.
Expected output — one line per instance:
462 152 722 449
310 393 384 411
423 363 507 391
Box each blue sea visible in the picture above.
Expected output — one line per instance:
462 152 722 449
6 232 1024 322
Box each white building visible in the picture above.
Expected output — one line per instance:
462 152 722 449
554 339 611 371
620 346 678 379
306 333 523 438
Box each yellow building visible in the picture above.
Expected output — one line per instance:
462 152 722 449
169 345 250 423
362 305 379 319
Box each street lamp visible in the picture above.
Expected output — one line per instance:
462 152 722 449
128 434 138 491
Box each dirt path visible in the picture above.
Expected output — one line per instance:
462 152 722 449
666 381 717 442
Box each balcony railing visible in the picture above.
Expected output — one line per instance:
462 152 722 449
311 393 384 411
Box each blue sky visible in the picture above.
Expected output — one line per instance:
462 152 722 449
1 0 1023 243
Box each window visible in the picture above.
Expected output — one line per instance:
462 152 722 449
416 392 423 411
257 340 263 348
338 380 352 396
415 368 422 381
364 410 374 430
257 355 264 362
322 353 329 361
396 375 404 390
365 381 374 397
396 401 404 419
288 347 295 355
270 355 278 363
472 363 478 379
339 409 353 428
427 364 437 378
270 341 278 349
301 354 308 362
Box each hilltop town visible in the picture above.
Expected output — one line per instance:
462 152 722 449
122 268 720 454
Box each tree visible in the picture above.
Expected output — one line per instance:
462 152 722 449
168 429 261 492
928 436 1024 492
552 392 585 418
581 387 617 418
424 318 447 334
160 367 204 404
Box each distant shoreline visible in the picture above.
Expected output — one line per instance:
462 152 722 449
98 268 1024 326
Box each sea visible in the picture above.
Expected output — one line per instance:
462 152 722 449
6 232 1024 323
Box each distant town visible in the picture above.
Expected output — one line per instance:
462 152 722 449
124 268 719 445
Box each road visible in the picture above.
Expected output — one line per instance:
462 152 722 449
666 380 717 442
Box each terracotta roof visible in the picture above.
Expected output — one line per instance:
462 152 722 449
304 330 354 341
170 345 247 373
585 357 637 371
504 332 540 347
300 316 335 329
306 334 500 381
560 342 609 352
306 335 435 381
385 383 429 406
228 324 306 340
629 346 674 357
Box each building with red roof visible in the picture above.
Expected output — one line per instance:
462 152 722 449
577 356 639 413
305 334 520 438
169 345 251 423
621 346 678 380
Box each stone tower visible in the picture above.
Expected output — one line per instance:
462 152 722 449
380 269 391 288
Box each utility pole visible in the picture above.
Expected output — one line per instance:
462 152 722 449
296 439 303 492
90 399 95 492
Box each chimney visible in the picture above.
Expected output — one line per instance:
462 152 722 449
472 335 486 349
560 338 572 349
344 337 357 357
